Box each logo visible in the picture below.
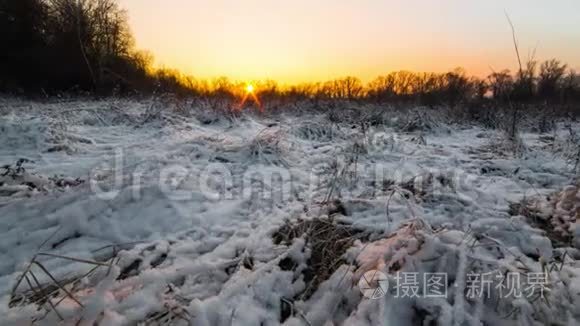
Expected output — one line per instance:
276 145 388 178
358 270 389 299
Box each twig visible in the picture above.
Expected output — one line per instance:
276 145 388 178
29 271 65 321
34 261 84 307
505 12 522 74
36 253 110 266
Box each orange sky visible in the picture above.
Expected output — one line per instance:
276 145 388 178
119 0 580 84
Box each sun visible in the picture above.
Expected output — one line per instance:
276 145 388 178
237 82 263 112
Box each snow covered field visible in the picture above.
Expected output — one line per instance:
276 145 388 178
0 99 579 325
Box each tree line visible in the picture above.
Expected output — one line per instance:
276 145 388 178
2 0 580 109
0 0 193 95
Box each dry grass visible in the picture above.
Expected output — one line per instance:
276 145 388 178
272 217 370 300
292 121 340 142
248 128 289 166
397 110 440 133
142 285 191 325
0 159 85 198
9 233 123 323
509 197 573 248
564 124 580 175
470 132 527 159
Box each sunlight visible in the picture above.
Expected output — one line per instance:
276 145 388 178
237 83 262 112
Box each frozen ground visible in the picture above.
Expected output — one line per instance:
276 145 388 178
0 99 579 325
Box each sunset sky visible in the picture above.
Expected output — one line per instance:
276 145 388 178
119 0 580 84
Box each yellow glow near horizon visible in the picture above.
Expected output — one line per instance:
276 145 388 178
246 84 255 94
120 0 580 83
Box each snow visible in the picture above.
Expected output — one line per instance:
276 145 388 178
0 99 579 325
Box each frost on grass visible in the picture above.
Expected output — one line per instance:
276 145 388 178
0 158 84 201
1 100 580 325
510 182 580 249
291 121 340 142
247 128 289 166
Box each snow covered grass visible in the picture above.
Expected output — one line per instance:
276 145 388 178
0 98 579 325
272 216 371 302
510 183 580 248
0 163 84 226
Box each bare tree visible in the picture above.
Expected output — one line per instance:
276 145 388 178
488 70 514 101
538 59 567 102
